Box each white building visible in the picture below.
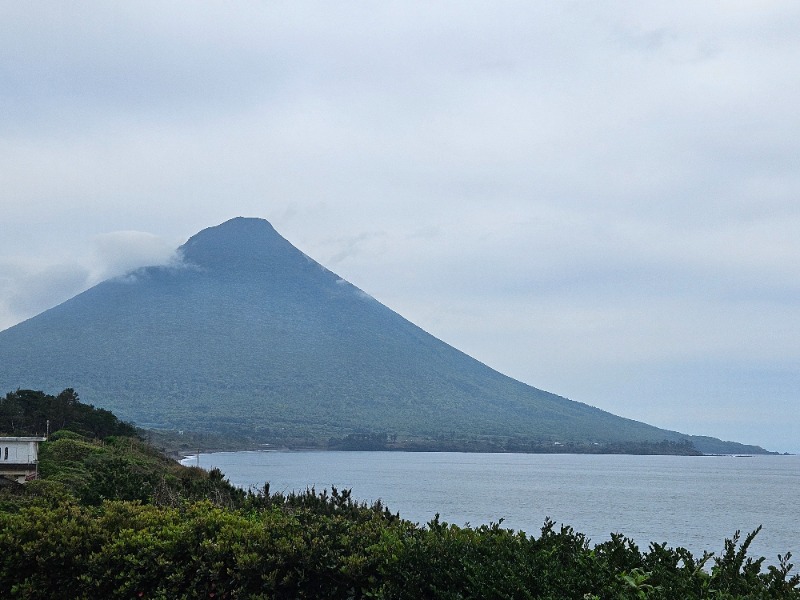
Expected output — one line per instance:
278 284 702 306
0 437 47 484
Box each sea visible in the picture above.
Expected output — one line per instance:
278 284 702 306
181 451 799 564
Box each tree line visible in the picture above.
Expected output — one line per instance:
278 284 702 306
328 432 702 455
0 388 137 439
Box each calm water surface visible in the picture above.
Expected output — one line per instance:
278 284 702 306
182 451 799 562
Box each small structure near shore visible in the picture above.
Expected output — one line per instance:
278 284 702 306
0 436 47 484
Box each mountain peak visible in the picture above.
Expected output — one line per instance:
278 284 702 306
179 217 310 273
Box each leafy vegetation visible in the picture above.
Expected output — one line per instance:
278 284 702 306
0 388 136 439
0 410 797 597
1 486 797 598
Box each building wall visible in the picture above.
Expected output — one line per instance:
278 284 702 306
0 438 43 464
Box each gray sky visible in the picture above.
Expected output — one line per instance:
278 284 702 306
2 2 798 453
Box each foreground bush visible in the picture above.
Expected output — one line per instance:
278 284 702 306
0 429 796 598
0 493 797 599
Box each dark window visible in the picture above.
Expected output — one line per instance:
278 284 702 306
3 447 7 460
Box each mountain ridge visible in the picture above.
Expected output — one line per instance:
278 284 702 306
0 217 770 454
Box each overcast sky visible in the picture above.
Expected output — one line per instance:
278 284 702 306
2 2 798 452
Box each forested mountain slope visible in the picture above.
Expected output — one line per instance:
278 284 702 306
0 218 768 454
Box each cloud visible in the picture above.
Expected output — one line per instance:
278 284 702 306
89 231 180 282
0 232 179 332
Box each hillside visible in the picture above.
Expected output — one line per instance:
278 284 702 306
0 217 768 454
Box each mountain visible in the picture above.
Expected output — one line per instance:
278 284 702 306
0 218 768 454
